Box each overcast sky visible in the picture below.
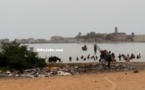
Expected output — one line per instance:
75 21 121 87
0 0 145 40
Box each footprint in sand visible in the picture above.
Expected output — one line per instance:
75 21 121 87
104 77 117 90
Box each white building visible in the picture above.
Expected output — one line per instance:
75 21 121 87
51 36 64 42
133 35 145 42
63 37 78 43
0 39 9 43
28 38 36 43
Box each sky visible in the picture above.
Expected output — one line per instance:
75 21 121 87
0 0 145 40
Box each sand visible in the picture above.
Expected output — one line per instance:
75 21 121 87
0 70 145 90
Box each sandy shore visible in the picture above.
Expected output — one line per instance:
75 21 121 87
0 70 145 90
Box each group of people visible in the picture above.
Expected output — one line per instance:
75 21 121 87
86 44 115 68
82 44 97 55
99 50 116 68
69 44 142 68
69 44 98 62
69 54 98 62
81 44 114 68
99 51 142 65
118 53 141 62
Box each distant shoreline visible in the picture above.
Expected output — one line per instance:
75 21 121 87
1 41 145 45
20 41 145 44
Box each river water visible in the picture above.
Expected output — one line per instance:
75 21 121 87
26 42 145 63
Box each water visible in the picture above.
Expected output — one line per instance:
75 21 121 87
25 42 145 63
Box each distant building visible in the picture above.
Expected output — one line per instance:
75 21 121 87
15 39 29 43
51 36 63 41
133 35 145 42
127 32 135 41
51 36 64 43
15 38 48 43
20 39 29 43
0 38 9 43
114 33 127 41
78 38 85 43
28 38 36 43
63 37 78 43
87 38 96 42
114 27 127 41
15 39 21 43
36 39 48 43
96 33 107 42
107 27 127 41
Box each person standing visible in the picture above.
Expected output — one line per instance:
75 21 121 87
107 51 112 68
100 52 106 66
118 54 122 61
69 56 72 62
126 54 130 62
94 44 97 55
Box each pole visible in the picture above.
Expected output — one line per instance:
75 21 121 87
96 44 102 51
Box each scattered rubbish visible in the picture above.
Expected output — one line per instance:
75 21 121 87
0 62 144 78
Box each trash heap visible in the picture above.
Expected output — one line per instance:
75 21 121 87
0 66 75 78
0 62 145 78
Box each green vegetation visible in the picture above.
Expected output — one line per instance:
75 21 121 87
0 40 46 70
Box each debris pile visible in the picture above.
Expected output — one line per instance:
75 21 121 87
0 62 145 78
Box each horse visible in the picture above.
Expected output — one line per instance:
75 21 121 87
48 56 61 63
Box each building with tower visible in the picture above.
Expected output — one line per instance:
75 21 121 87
107 27 127 41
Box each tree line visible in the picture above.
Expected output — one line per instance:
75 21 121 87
0 41 46 70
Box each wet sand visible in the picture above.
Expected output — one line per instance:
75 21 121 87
0 70 145 90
